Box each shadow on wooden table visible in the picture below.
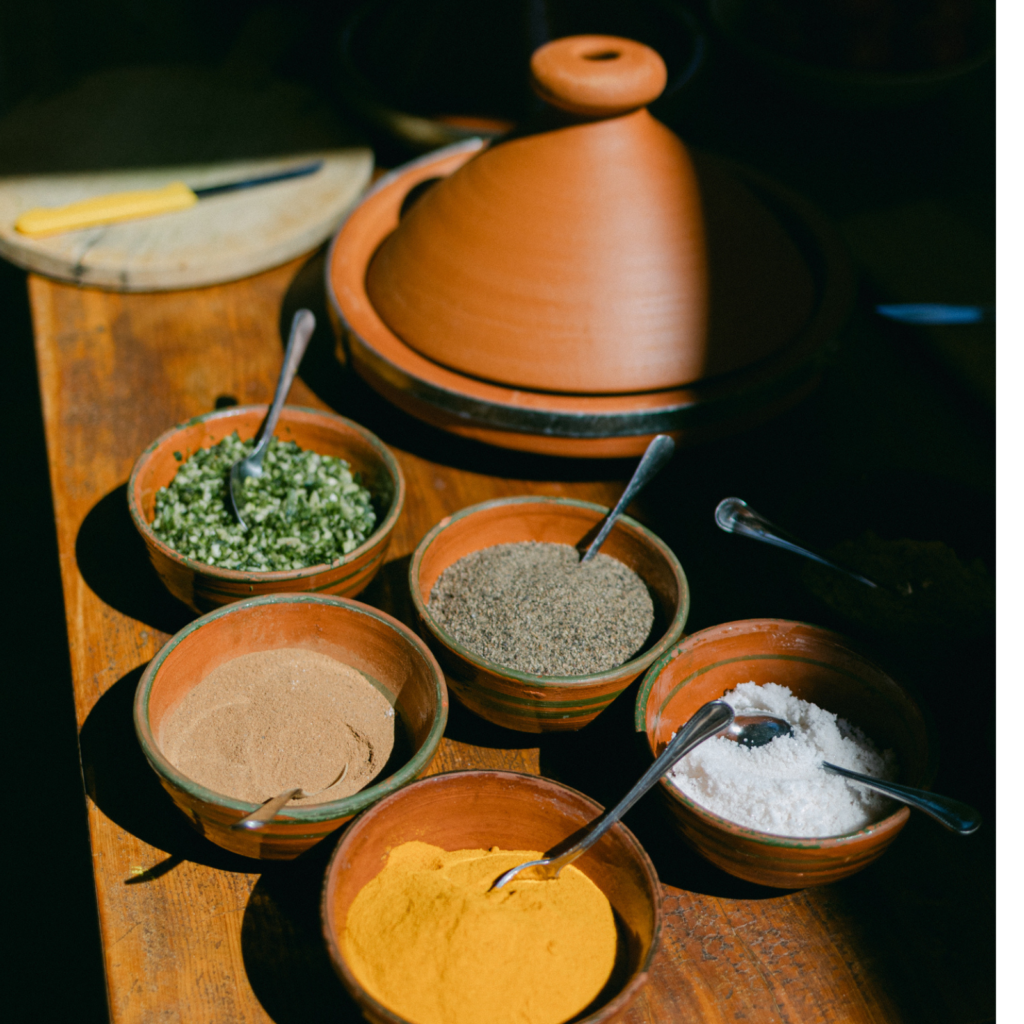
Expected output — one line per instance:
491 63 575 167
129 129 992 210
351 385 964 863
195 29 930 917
242 841 363 1023
76 482 195 637
79 664 261 875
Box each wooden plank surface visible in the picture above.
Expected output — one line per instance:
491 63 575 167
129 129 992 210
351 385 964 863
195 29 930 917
30 251 993 1024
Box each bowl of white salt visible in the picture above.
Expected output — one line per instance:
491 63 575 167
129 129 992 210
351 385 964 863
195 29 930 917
635 619 934 888
134 593 448 860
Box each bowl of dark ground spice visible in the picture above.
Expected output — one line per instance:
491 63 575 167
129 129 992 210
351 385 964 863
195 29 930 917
134 592 447 859
409 496 689 733
128 405 405 612
322 770 662 1024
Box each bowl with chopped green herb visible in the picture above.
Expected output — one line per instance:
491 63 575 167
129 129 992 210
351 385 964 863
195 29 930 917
129 405 405 612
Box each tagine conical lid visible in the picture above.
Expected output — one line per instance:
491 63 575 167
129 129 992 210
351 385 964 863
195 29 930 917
366 36 784 394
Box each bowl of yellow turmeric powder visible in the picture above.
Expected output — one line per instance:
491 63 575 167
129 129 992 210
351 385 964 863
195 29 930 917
321 769 663 1024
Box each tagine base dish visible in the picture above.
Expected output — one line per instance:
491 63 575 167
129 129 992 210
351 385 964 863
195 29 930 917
327 139 853 458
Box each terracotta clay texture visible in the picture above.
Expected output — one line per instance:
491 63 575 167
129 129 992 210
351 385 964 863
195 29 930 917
634 619 934 888
365 36 716 394
410 496 689 733
128 405 405 612
134 593 448 860
322 770 663 1024
327 139 844 457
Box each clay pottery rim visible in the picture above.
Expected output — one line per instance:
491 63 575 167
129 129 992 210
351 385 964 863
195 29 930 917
633 618 939 850
320 768 664 1024
134 592 449 823
409 495 690 689
324 140 854 439
127 404 405 584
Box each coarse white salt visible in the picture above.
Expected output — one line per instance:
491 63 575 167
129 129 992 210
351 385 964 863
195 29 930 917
666 682 898 838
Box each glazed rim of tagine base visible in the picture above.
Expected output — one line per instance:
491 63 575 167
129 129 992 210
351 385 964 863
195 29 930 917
325 137 853 458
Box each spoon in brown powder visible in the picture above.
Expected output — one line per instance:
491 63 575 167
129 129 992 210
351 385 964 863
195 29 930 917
231 764 350 831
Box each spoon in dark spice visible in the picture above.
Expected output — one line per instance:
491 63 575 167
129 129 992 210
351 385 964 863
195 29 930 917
228 308 316 529
577 434 675 563
714 497 902 592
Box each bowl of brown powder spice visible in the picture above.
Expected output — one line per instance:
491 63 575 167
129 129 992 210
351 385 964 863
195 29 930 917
134 593 448 859
409 496 689 733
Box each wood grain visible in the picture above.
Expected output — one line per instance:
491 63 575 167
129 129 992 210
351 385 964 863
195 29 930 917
30 253 992 1024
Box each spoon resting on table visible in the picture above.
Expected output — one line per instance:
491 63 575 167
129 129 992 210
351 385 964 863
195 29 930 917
228 308 316 529
577 434 675 563
714 497 898 592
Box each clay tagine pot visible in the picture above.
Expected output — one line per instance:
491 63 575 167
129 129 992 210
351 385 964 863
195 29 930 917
366 35 793 395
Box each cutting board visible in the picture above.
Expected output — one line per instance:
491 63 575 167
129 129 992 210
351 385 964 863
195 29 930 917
0 149 372 290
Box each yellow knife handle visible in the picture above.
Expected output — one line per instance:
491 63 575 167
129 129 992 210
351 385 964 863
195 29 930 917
15 181 198 237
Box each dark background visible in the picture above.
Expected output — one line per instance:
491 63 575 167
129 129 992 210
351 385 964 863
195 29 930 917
1 2 994 1021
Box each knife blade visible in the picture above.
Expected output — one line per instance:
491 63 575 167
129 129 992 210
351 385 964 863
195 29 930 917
14 160 324 238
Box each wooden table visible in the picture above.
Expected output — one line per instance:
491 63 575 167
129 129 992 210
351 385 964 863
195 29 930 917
30 249 994 1024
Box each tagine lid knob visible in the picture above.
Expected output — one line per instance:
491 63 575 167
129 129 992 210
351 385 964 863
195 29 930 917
529 35 668 117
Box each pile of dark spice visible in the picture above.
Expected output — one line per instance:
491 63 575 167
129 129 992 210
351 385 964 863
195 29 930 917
428 541 655 676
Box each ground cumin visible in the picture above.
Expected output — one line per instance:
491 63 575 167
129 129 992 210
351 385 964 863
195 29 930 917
161 647 395 805
342 841 618 1024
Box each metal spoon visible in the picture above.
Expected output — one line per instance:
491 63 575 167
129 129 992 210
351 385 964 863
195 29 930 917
718 711 981 835
491 699 735 889
230 763 349 831
714 497 885 591
578 434 675 563
228 308 316 528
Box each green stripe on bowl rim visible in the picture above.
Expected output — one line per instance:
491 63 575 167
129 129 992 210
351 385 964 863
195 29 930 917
134 592 448 824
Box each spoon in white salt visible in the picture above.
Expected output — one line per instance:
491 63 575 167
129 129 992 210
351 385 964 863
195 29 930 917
231 763 349 831
719 713 980 835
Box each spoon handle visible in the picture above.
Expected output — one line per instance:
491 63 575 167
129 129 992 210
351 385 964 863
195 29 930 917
548 700 734 870
821 762 981 835
251 309 316 465
231 786 303 831
715 497 881 590
579 434 675 563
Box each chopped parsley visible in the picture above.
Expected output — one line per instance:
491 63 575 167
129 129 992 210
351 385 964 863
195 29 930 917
151 432 377 571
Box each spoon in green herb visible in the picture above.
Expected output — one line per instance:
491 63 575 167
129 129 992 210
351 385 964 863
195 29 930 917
229 308 316 529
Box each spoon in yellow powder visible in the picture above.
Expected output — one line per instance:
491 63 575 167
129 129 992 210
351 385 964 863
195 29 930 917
493 699 734 889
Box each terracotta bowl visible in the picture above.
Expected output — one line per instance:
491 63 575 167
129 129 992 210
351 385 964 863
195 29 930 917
634 619 935 888
134 593 448 860
128 404 405 612
409 496 689 733
322 770 662 1024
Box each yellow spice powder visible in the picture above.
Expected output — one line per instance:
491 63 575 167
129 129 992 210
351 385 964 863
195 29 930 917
342 840 618 1024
